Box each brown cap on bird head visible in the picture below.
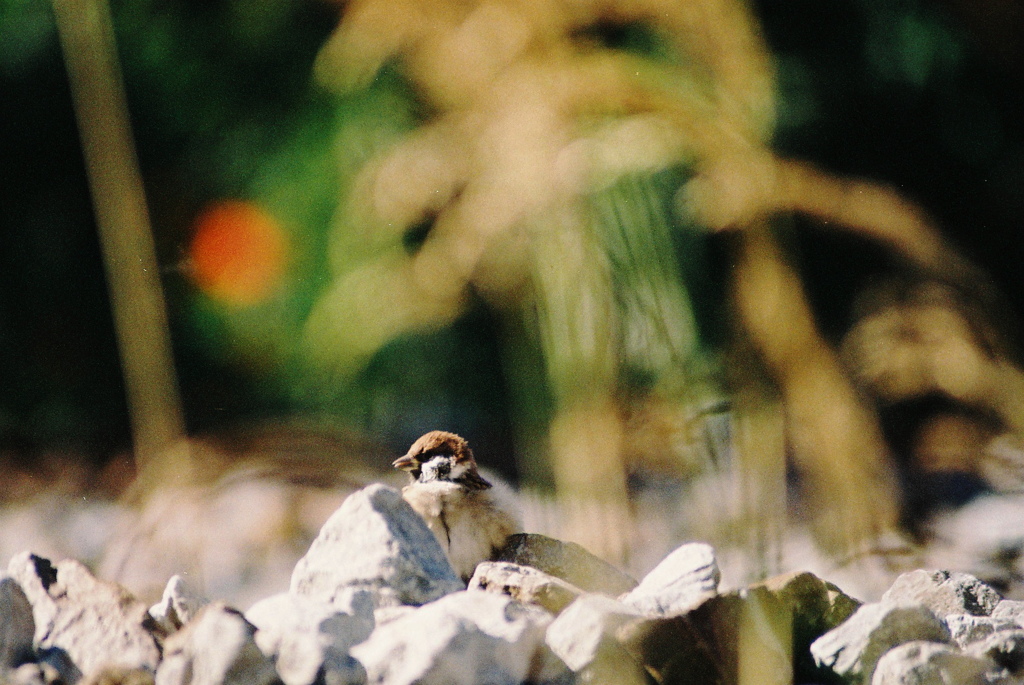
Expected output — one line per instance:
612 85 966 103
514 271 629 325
392 430 491 489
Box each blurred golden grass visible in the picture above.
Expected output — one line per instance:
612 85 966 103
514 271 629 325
58 0 1024 591
305 0 778 563
298 0 1019 573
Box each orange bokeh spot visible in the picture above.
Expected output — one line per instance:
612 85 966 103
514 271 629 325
189 200 288 306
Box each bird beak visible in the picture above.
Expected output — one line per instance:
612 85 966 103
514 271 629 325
392 455 417 471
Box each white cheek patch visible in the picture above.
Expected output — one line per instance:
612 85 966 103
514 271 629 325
420 455 454 481
418 455 470 483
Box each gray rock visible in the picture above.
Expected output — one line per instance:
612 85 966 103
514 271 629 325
8 552 161 680
882 570 1001 617
965 629 1024 675
496 534 636 597
245 592 372 685
351 590 564 684
290 485 462 609
871 641 994 685
619 542 719 616
468 562 582 615
148 575 208 634
544 594 648 684
155 602 278 685
810 603 951 683
0 575 35 670
944 614 1018 649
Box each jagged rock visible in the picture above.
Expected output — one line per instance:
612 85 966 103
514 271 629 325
155 602 278 685
545 594 636 669
496 534 636 597
546 585 794 685
148 575 208 634
992 600 1024 626
350 590 564 685
810 603 951 683
8 552 160 681
0 575 35 671
619 586 792 685
871 641 994 685
290 485 462 609
468 562 582 615
544 594 648 684
944 614 1018 649
245 591 373 685
619 542 719 617
965 629 1024 675
881 570 1001 617
754 570 862 683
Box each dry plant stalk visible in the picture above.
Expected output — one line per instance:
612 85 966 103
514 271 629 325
52 0 193 493
311 0 981 565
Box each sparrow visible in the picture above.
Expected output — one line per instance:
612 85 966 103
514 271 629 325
393 430 522 582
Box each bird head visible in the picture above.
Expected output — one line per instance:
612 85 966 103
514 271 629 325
393 430 492 490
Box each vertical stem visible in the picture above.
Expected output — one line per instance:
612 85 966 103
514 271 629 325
52 0 191 487
733 385 786 580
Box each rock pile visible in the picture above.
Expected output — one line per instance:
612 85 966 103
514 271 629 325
2 483 1024 684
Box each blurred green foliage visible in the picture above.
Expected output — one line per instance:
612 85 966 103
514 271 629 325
1 0 1022 472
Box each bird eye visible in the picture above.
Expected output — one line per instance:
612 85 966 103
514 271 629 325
419 454 454 481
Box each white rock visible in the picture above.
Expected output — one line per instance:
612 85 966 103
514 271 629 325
811 603 951 683
0 575 34 671
545 593 639 671
8 552 160 680
545 594 648 683
871 641 994 685
619 542 719 616
7 554 57 647
468 561 582 615
156 602 278 685
291 485 462 609
148 575 209 634
372 606 416 627
350 590 563 684
246 592 372 685
882 570 1001 617
992 600 1024 626
944 614 1018 649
